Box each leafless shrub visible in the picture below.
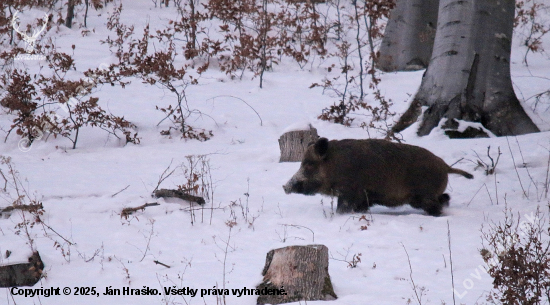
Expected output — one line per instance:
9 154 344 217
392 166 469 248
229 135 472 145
313 0 398 140
206 0 328 87
480 203 550 304
347 253 362 268
225 185 261 231
150 155 214 225
177 155 214 224
0 156 74 262
114 255 132 285
402 242 427 305
156 259 193 305
472 146 502 176
1 38 138 149
514 0 550 66
330 244 363 268
213 226 236 305
100 4 212 140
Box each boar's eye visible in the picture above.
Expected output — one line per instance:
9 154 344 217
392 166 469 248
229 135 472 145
302 160 317 173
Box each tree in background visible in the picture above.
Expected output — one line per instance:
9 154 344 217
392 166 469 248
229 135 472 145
390 0 540 137
376 0 439 72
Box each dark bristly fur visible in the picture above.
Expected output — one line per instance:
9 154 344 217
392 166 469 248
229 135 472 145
283 138 473 216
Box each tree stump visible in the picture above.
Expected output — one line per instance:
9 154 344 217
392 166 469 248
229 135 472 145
0 251 44 287
257 244 337 305
278 126 319 162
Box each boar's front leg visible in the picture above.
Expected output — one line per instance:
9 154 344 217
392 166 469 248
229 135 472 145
336 196 354 213
336 190 370 213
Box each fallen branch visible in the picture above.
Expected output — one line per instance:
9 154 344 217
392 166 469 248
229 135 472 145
153 189 205 205
154 260 171 268
121 202 160 219
0 203 43 218
111 185 130 198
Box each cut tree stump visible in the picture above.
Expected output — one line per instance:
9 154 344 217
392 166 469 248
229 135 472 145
257 244 337 305
278 126 319 162
0 252 44 287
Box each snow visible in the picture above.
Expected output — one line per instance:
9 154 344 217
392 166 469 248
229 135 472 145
1 1 550 305
281 122 315 134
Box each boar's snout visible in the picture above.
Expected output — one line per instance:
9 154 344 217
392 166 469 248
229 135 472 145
283 168 307 195
283 184 290 194
283 170 321 195
283 183 292 194
283 178 301 194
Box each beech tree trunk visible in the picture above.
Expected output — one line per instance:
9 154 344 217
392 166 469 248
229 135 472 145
65 0 75 28
377 0 439 72
278 126 318 162
257 244 337 305
393 0 540 137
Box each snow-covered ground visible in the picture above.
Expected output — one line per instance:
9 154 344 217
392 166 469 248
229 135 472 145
1 1 550 304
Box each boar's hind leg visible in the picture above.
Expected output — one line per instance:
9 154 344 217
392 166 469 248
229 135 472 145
424 202 443 216
438 194 450 207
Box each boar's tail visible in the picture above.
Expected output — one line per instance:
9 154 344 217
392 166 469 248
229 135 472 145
448 167 474 179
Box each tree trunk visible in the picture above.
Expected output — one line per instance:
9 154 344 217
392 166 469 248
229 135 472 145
393 0 539 137
0 252 43 287
65 0 75 28
377 0 439 72
278 126 319 162
84 0 89 28
257 244 337 305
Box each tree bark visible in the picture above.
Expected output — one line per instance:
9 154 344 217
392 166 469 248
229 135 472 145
278 126 319 162
0 252 43 287
257 244 337 305
0 203 43 218
393 0 540 137
153 189 205 205
121 202 160 219
377 0 439 72
84 0 89 28
65 0 75 28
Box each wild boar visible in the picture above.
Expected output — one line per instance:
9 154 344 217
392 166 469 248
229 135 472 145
282 138 473 216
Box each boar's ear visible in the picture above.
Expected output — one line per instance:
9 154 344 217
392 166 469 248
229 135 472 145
313 138 329 158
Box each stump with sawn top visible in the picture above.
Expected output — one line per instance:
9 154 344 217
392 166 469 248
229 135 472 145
278 126 319 162
257 244 337 304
